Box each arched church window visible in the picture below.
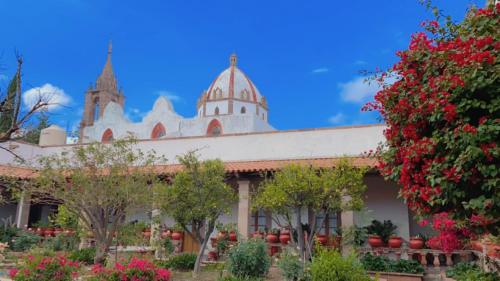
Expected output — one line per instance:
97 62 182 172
214 107 220 115
214 88 223 99
241 107 246 114
93 98 99 122
262 113 265 120
101 128 114 143
151 123 166 139
207 119 223 136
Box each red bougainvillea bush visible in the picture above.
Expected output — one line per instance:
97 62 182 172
364 3 499 245
88 258 171 281
9 255 80 281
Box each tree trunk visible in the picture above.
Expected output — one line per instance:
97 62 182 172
193 223 214 275
295 207 305 260
94 241 108 264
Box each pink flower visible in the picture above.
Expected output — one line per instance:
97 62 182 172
9 268 18 278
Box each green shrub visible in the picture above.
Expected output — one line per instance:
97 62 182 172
163 238 174 255
0 225 18 243
158 253 197 271
11 231 41 251
277 249 310 281
42 234 79 252
68 248 96 264
446 262 499 281
227 238 270 278
389 259 424 274
360 253 389 272
310 250 370 281
217 276 263 281
361 253 424 274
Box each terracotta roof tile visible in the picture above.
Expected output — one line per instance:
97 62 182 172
0 157 376 179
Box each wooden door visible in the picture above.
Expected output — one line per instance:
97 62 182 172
182 231 200 253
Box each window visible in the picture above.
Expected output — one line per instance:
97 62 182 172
262 113 265 120
101 128 114 143
206 119 223 136
250 209 269 232
93 98 99 122
214 107 220 115
240 107 246 114
241 90 249 100
315 212 339 236
150 123 166 139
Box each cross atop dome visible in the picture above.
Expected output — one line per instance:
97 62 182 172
230 53 237 66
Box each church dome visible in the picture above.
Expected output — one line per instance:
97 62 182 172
199 54 267 108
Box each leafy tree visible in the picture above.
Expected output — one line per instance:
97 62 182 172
0 56 50 155
160 152 237 274
253 159 367 260
32 137 163 263
364 3 499 235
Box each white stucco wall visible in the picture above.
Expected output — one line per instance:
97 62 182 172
357 175 411 240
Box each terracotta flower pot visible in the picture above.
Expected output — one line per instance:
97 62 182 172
316 235 328 246
266 233 279 243
409 237 424 249
171 231 183 241
208 251 218 261
142 230 151 238
279 233 291 245
253 232 264 239
368 235 383 248
229 231 238 242
44 228 54 237
388 236 403 248
53 228 63 236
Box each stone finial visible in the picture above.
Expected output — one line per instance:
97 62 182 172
230 53 237 66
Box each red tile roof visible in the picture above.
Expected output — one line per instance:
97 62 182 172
0 157 376 179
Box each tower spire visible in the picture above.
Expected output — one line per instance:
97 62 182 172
96 41 117 92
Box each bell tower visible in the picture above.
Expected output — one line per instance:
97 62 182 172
79 41 125 141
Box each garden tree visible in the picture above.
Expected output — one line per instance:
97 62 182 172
160 152 237 274
364 3 499 239
32 137 164 263
253 159 367 260
0 56 50 156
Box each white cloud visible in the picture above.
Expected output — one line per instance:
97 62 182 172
156 90 181 102
311 67 329 74
0 74 7 81
328 113 345 124
338 74 398 103
23 83 71 111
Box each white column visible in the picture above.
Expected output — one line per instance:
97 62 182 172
15 192 31 229
340 210 355 256
237 180 251 239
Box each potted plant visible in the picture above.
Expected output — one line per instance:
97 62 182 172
316 234 328 246
216 222 227 240
368 234 384 248
266 228 279 243
409 235 425 249
161 227 171 239
253 227 265 239
426 236 441 250
279 228 291 244
171 224 183 241
142 226 151 238
483 235 500 258
388 235 403 248
365 220 397 247
228 224 238 242
208 250 218 261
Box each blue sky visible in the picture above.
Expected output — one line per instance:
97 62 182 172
0 0 481 132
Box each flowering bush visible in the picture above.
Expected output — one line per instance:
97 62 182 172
365 3 500 236
9 255 80 281
88 257 171 281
